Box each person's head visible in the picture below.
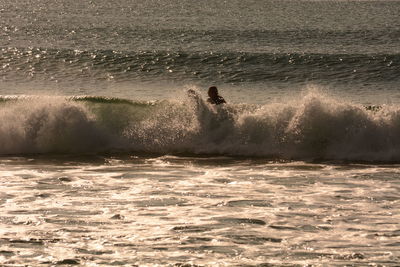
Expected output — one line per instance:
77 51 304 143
208 86 219 99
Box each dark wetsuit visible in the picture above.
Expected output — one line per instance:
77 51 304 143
207 96 226 105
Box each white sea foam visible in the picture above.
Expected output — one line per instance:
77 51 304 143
0 97 108 154
0 90 400 161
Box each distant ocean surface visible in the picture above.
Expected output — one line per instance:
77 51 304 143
0 0 399 266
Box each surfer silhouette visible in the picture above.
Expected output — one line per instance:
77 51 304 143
207 86 226 105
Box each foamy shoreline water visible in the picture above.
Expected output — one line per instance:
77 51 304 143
0 155 399 266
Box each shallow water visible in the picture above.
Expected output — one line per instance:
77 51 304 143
1 155 399 266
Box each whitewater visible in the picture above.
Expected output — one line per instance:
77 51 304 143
1 0 400 266
1 89 400 162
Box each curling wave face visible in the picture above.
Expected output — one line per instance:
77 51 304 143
1 91 400 161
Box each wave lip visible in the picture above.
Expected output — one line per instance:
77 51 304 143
1 91 400 162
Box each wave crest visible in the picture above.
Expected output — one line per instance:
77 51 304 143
0 98 107 154
1 91 400 161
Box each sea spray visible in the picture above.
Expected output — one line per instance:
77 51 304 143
0 97 108 154
124 97 200 153
1 91 400 161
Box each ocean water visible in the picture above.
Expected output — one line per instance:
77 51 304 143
1 0 400 266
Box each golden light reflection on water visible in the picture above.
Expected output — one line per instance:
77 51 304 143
0 156 399 265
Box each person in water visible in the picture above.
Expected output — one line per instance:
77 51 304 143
207 86 226 105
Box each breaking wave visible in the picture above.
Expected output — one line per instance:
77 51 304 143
1 90 400 162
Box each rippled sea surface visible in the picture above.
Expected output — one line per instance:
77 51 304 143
1 155 399 266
